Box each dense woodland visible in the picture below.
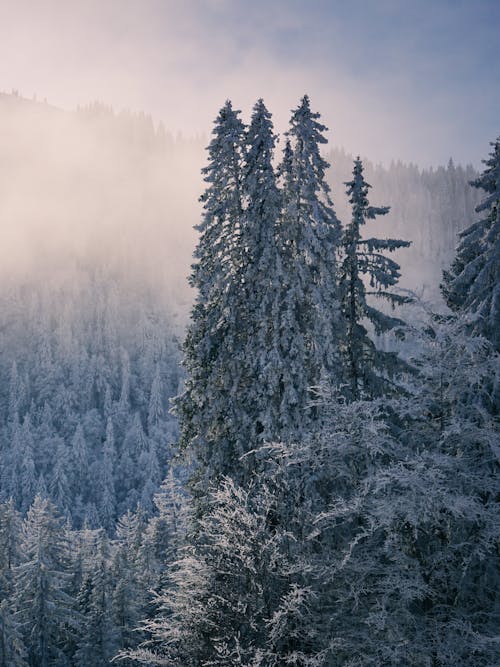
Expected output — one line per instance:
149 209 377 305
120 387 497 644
0 93 498 665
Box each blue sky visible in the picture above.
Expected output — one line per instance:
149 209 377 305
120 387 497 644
0 0 498 166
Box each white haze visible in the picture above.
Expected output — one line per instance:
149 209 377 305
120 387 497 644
0 90 481 325
0 1 497 167
0 94 203 316
0 0 491 318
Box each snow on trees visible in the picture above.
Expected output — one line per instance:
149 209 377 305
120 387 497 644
339 157 411 399
442 136 500 352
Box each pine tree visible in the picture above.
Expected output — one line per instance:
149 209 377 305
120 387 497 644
277 95 342 433
147 365 163 434
111 511 146 658
138 441 161 514
339 157 411 399
0 500 22 591
49 437 72 521
74 531 116 667
442 136 500 351
141 468 189 593
0 600 28 667
71 423 90 501
100 418 117 531
15 496 78 667
175 100 247 485
0 500 27 666
19 416 37 514
8 361 22 422
124 477 316 666
176 96 342 486
236 99 285 449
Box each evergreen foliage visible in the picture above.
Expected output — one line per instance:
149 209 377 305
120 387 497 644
0 95 496 666
176 96 342 490
339 157 411 399
0 270 180 529
277 96 342 429
442 136 500 351
15 496 78 666
176 100 247 486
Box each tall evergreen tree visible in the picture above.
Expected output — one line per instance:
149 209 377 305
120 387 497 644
277 95 342 432
0 500 27 667
339 158 411 399
111 511 146 659
100 418 117 532
176 96 342 487
442 136 500 351
175 100 247 485
74 531 116 667
15 496 77 667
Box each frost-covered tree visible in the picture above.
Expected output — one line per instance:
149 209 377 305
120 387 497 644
100 418 117 532
74 531 116 667
442 136 500 351
124 476 319 666
111 510 147 658
0 500 22 591
138 441 161 514
176 95 343 486
234 98 283 453
0 599 28 667
280 312 498 665
277 95 342 431
18 416 37 514
339 158 411 399
49 437 73 522
175 100 247 485
15 496 78 667
147 365 164 434
140 468 190 597
71 423 89 499
0 500 27 667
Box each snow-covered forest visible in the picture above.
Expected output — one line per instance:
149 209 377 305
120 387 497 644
0 92 498 665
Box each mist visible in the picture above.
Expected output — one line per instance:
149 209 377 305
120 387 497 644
0 1 495 307
0 89 481 321
1 1 498 167
0 93 203 313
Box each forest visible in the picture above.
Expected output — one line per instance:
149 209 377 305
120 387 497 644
0 93 498 666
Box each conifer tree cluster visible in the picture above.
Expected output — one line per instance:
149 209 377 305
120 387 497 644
0 270 180 530
0 97 497 666
175 96 409 490
0 472 188 665
131 106 498 666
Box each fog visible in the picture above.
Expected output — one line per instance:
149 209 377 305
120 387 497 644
0 93 204 315
0 88 481 325
0 1 495 317
1 1 498 167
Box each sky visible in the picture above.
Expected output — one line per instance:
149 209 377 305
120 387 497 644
0 0 499 167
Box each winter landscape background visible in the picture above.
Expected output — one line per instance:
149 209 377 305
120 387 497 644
0 1 498 665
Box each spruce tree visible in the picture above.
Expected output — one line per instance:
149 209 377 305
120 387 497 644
220 98 284 472
111 511 146 658
100 418 117 532
442 136 500 351
0 500 27 667
74 532 115 667
277 95 342 431
15 496 78 667
175 100 247 485
176 96 342 486
339 157 411 399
